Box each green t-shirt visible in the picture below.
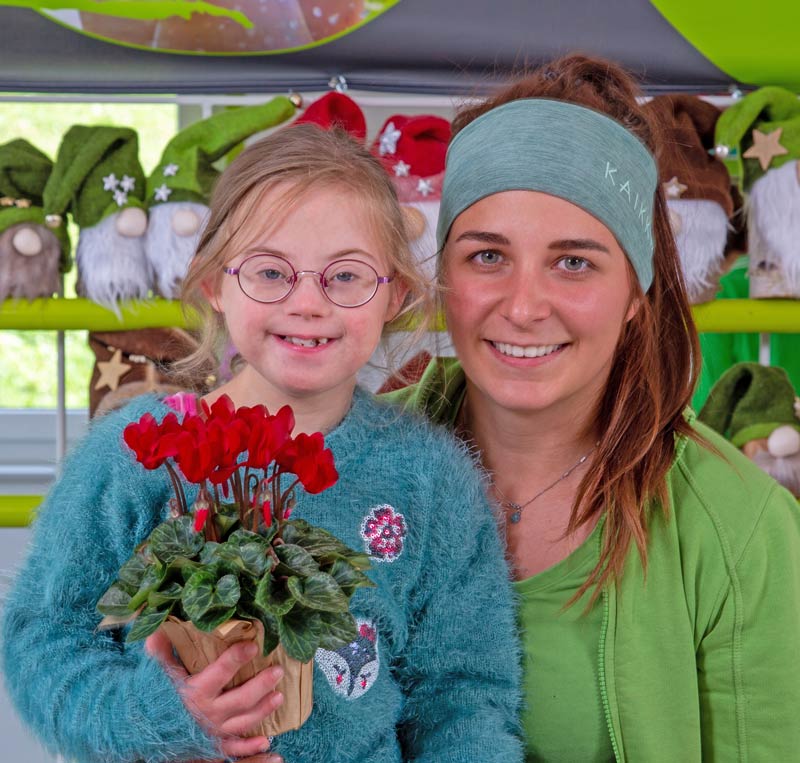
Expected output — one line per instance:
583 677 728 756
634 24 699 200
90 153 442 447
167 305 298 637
515 521 613 762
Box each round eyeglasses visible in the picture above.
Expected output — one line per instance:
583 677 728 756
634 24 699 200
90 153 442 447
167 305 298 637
223 253 394 308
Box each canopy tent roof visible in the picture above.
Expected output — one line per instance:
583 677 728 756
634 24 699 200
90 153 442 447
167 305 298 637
1 0 793 96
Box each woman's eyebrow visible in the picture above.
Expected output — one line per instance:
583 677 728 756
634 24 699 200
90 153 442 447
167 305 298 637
453 230 511 245
548 238 610 254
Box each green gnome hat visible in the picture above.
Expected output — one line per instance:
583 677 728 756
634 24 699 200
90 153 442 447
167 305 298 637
698 362 800 447
44 125 146 228
714 86 800 191
0 138 71 267
714 87 800 299
147 95 298 207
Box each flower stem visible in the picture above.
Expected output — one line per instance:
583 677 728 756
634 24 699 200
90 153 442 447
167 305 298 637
164 462 186 515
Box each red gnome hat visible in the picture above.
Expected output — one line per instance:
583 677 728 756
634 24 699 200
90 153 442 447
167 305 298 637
370 114 451 203
293 92 367 141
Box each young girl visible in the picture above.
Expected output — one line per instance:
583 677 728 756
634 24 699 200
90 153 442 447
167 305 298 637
1 125 522 763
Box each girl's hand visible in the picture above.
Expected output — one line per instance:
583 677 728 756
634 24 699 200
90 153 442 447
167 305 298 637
146 630 285 762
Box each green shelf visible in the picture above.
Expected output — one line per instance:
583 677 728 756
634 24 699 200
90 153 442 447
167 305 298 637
2 297 800 333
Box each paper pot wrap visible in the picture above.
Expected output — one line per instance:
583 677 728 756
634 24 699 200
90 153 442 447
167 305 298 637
159 616 313 736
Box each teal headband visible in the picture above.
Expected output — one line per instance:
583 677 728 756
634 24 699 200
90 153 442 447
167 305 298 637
437 98 658 290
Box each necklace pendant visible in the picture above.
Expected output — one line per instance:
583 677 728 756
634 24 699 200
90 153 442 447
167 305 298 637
510 510 522 524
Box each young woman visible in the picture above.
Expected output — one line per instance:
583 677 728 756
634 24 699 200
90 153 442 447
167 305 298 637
390 55 800 761
2 125 522 763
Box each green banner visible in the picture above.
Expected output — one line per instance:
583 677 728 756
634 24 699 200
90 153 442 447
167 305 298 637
651 0 800 89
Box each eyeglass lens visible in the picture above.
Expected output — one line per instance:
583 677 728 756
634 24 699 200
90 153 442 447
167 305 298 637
237 254 380 307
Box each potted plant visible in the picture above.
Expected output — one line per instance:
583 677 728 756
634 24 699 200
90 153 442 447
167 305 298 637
97 395 373 735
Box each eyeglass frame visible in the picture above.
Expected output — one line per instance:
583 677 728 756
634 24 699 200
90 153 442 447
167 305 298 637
223 253 394 308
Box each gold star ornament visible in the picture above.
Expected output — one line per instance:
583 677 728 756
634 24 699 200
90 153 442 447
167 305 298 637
743 127 789 171
94 348 132 392
663 176 688 199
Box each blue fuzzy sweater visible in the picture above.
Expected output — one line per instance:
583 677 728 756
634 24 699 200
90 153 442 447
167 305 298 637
2 389 522 763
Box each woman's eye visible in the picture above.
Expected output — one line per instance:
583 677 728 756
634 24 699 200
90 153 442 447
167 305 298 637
558 256 590 272
471 250 503 266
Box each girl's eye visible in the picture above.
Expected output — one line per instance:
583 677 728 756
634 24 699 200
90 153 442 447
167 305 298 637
332 271 357 282
257 268 285 281
471 250 503 266
558 256 590 273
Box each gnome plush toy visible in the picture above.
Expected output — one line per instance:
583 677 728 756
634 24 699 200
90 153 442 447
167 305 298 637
88 327 216 417
714 87 800 299
44 126 149 311
144 96 298 299
361 113 453 392
644 95 741 304
699 362 800 497
0 139 71 300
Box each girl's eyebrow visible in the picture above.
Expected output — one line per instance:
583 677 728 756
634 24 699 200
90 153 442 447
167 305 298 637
453 230 511 245
549 238 610 254
243 247 379 262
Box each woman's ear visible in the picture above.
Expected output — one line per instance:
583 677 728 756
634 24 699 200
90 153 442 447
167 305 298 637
625 295 642 323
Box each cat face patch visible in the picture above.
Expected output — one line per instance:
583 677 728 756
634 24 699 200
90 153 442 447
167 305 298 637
315 619 379 700
360 504 406 562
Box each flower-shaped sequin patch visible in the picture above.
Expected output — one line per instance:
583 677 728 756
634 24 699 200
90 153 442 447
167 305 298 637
360 504 406 562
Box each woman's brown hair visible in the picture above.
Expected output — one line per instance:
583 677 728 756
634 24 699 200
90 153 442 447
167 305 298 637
177 123 433 382
452 54 702 599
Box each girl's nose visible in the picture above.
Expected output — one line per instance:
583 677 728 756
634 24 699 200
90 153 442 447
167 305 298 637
286 271 331 316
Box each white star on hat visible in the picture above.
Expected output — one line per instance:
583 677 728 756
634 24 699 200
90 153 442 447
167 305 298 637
379 122 401 156
163 163 179 177
393 160 411 177
113 189 128 207
154 184 172 202
102 173 119 191
416 178 434 196
120 175 136 192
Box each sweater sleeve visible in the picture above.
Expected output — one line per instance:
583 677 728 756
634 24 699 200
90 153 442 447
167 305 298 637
395 439 523 763
697 481 800 760
1 404 220 763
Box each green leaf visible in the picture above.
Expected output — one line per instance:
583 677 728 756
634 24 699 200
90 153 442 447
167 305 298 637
129 562 167 610
183 570 241 624
147 581 183 608
255 574 295 616
126 604 172 643
193 605 237 633
317 610 359 651
288 524 358 561
278 607 322 663
148 515 205 564
96 582 134 617
341 551 372 571
274 544 320 577
326 558 375 596
287 572 349 613
117 553 149 591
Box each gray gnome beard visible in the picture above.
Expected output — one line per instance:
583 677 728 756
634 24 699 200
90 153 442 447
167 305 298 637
144 202 209 299
0 224 62 300
751 448 800 498
747 160 800 299
76 213 150 312
669 198 729 305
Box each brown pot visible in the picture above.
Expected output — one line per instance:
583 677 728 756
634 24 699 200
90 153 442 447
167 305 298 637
159 616 313 736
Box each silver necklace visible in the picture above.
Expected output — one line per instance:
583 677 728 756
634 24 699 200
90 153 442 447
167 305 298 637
493 445 596 524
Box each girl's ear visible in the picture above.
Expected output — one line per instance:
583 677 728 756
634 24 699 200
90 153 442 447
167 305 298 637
201 277 223 313
384 277 411 324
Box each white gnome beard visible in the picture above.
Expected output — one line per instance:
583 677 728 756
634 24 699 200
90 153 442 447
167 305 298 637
668 199 729 304
752 448 800 497
76 213 150 313
356 199 446 392
747 160 800 298
145 202 209 298
0 224 62 300
407 200 440 283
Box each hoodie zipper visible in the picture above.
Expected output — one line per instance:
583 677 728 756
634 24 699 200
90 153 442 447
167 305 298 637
598 569 622 761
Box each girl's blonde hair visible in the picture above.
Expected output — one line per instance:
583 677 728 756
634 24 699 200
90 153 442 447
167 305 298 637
178 123 433 383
